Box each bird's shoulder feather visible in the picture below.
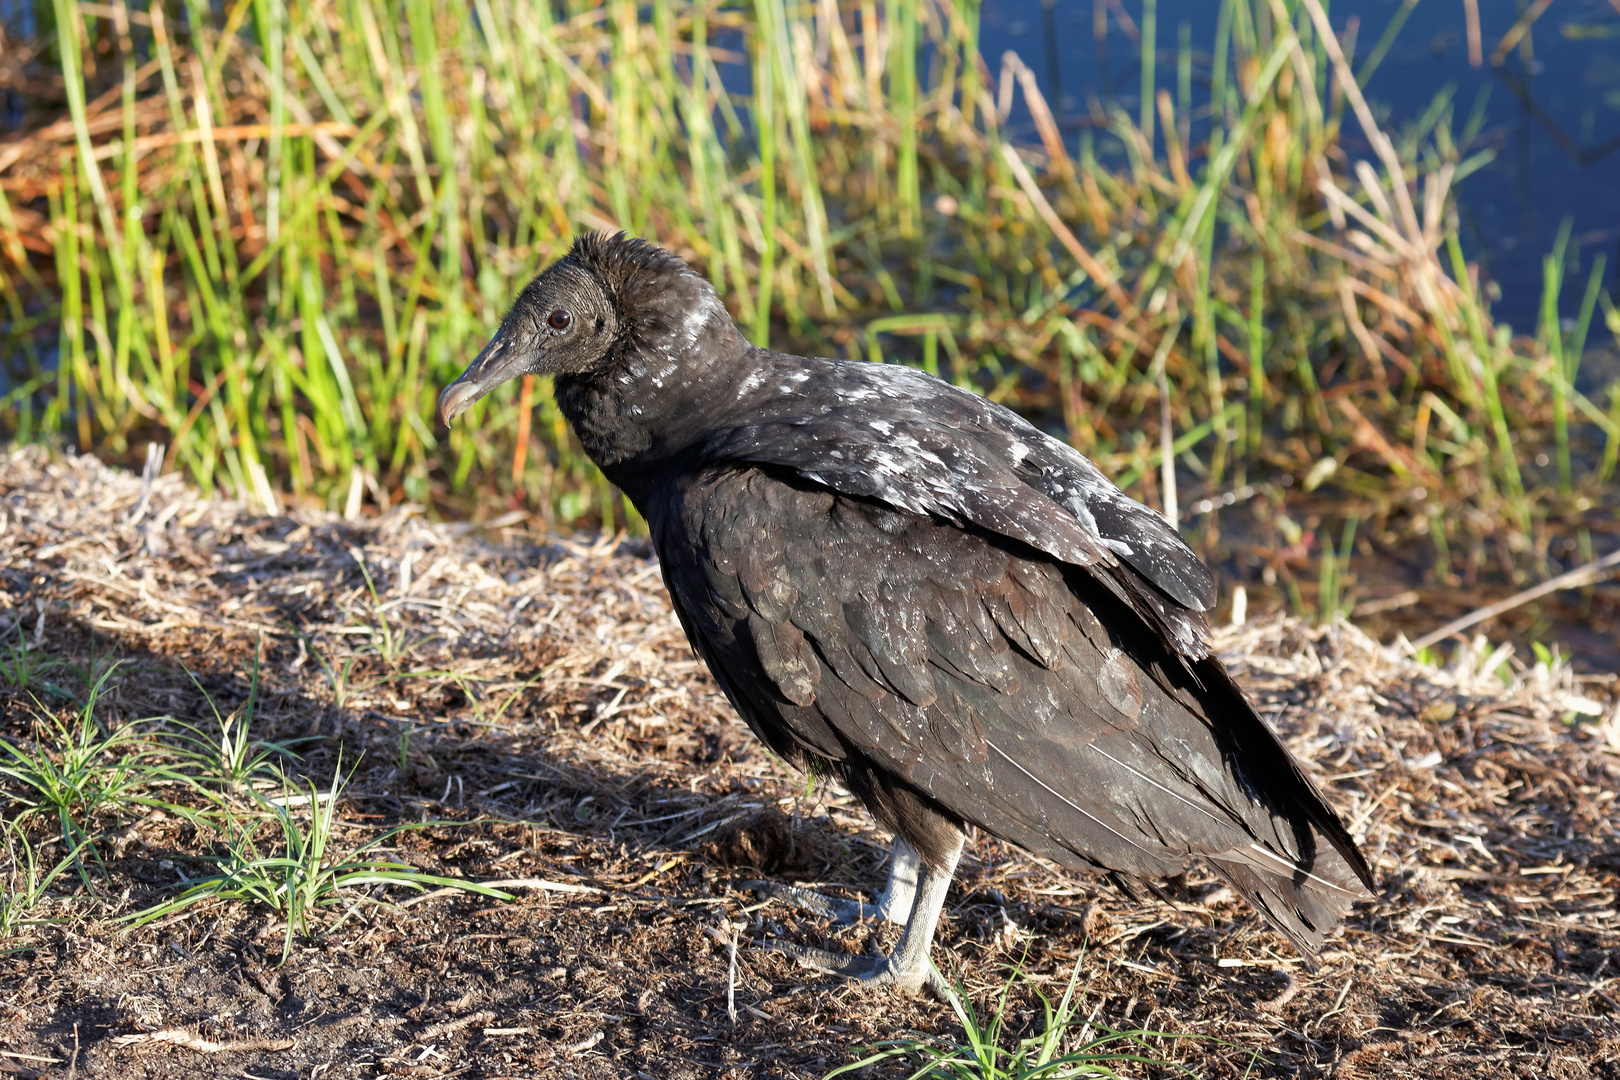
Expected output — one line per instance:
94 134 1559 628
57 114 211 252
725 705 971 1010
702 358 1214 657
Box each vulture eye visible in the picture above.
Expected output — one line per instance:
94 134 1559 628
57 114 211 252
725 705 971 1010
547 309 572 330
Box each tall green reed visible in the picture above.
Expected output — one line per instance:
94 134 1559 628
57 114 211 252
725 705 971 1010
0 0 1613 624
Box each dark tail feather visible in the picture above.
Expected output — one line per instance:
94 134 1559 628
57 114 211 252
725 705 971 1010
1198 658 1378 898
1209 840 1370 965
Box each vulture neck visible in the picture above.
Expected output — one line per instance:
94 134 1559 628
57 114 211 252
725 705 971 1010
553 302 760 507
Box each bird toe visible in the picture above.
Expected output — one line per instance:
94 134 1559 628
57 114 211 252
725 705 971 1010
760 939 944 998
742 880 877 926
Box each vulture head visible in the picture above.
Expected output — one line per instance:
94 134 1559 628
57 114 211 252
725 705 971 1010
438 233 723 425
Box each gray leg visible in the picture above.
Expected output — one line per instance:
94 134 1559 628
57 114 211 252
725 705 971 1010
744 837 922 926
756 832 964 997
873 837 922 925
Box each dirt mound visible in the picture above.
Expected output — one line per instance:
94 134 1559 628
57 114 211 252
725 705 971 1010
2 445 1617 1078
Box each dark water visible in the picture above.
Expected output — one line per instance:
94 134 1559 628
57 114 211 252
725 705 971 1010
981 0 1620 337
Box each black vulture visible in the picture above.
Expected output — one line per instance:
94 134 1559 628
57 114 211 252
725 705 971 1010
439 233 1373 995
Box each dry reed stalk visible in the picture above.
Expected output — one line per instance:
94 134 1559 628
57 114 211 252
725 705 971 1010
1413 546 1620 651
1490 0 1556 68
1156 91 1192 193
1004 53 1071 179
998 144 1131 313
1462 0 1483 68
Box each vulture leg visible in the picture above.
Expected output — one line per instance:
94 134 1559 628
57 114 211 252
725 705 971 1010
746 837 922 926
765 833 964 997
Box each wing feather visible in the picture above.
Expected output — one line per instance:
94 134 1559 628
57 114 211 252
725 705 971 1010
649 464 1372 940
703 358 1215 659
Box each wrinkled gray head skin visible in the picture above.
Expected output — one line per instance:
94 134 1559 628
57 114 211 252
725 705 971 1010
438 241 627 424
440 232 747 491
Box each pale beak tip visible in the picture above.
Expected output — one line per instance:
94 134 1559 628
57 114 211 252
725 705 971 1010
437 380 480 426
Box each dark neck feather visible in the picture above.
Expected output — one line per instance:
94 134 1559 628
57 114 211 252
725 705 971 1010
553 271 752 504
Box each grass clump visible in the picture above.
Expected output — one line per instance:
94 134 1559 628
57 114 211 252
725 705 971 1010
0 643 509 952
126 760 513 958
0 622 73 702
0 664 195 873
0 820 82 941
829 959 1214 1079
168 649 300 797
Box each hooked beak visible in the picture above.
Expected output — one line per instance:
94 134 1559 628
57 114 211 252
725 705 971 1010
437 326 531 426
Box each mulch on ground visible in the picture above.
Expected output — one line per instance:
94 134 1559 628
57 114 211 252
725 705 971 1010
1 445 1617 1079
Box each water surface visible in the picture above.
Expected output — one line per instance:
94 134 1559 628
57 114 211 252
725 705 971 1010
981 0 1620 335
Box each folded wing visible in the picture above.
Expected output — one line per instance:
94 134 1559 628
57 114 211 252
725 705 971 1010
651 466 1372 958
704 359 1215 659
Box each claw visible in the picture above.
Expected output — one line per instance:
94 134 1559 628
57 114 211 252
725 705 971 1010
736 834 962 998
740 880 879 925
742 837 924 926
765 940 951 998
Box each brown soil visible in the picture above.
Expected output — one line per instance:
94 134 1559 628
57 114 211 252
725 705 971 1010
2 446 1618 1079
